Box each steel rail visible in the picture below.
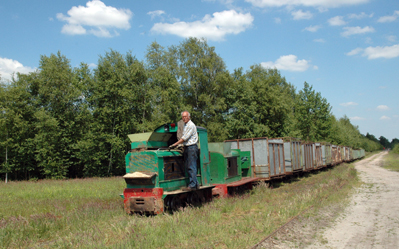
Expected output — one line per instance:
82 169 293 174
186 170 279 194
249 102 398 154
251 181 347 249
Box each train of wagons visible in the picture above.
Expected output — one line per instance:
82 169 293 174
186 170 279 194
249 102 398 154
122 123 365 215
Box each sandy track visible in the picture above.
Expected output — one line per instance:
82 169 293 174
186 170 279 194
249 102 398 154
307 151 399 248
257 151 399 249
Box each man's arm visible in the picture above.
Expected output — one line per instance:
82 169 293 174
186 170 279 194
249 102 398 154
171 122 194 147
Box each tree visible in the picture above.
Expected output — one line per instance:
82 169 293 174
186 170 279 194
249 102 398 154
379 136 390 149
169 38 230 141
144 42 182 128
224 66 295 139
391 138 399 148
224 68 258 139
0 73 38 180
31 52 84 179
245 65 294 138
83 50 148 176
294 82 332 141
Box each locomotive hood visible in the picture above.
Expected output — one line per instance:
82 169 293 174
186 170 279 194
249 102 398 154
128 123 178 150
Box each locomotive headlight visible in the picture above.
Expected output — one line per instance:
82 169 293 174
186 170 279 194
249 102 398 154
164 125 169 132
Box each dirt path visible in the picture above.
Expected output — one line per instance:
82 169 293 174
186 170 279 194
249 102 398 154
257 151 399 249
307 151 399 248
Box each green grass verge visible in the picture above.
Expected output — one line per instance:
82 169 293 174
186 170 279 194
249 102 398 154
383 151 399 172
0 163 359 249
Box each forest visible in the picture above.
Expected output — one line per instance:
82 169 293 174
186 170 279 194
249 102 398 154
0 38 390 181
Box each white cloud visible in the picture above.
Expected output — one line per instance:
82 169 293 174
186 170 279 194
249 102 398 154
0 57 35 82
314 38 325 43
340 102 358 107
56 0 132 37
304 25 321 32
341 26 375 37
348 44 399 59
387 35 396 42
377 10 399 23
328 16 346 26
292 10 312 20
348 12 373 19
346 47 363 56
150 10 253 41
274 17 281 24
147 10 165 20
364 44 399 59
377 105 390 111
350 116 365 121
245 0 369 8
261 54 313 72
380 115 391 120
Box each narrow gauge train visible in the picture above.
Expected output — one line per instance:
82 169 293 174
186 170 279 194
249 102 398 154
122 123 365 215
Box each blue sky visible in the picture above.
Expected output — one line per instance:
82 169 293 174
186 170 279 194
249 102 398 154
0 0 398 141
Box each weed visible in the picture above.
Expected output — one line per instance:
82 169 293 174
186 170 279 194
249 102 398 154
0 165 360 248
383 152 399 172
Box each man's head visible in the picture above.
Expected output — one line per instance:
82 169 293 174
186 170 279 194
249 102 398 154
181 111 190 124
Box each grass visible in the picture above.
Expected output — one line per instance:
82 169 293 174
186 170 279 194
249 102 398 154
0 163 360 249
383 151 399 172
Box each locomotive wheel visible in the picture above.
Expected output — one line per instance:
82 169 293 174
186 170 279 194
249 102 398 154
165 196 172 211
238 185 246 194
170 195 182 211
188 191 201 206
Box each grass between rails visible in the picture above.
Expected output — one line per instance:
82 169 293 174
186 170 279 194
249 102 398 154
0 164 359 249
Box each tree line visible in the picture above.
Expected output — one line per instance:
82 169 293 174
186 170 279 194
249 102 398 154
0 38 386 181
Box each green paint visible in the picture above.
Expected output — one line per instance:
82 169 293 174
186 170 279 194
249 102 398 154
209 144 246 185
124 123 212 196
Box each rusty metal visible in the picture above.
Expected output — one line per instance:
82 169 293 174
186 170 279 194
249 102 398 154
227 177 260 187
302 142 314 171
163 156 185 180
268 139 286 178
225 137 270 179
127 197 163 214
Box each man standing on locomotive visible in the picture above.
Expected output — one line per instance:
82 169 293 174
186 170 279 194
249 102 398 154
170 111 199 191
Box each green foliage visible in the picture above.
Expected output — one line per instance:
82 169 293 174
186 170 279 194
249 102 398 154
391 138 399 149
145 42 182 128
84 50 148 176
169 38 230 141
294 82 332 141
391 144 399 154
225 66 294 139
0 40 389 181
0 74 37 179
379 136 390 149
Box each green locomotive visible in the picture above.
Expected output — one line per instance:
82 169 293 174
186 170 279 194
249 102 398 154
122 123 214 214
122 123 258 214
